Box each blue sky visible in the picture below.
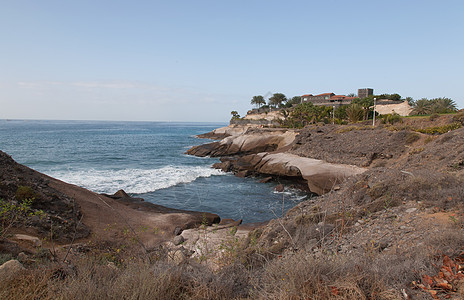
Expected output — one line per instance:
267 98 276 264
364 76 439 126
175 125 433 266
1 0 463 122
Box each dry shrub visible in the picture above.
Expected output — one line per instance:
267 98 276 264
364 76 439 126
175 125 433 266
252 228 464 300
425 228 464 257
342 168 464 214
0 257 252 300
405 132 420 144
0 267 55 300
251 252 398 300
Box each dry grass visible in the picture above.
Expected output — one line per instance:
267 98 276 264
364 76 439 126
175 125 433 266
251 227 464 300
251 252 399 299
0 257 252 300
1 223 462 299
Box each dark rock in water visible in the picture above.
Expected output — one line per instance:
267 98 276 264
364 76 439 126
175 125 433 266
105 189 145 202
274 184 284 192
173 235 185 246
219 218 243 226
185 141 223 157
113 189 130 198
236 170 250 178
213 160 232 172
174 227 183 236
259 177 273 183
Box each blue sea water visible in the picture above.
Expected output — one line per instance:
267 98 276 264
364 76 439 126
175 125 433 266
0 119 310 223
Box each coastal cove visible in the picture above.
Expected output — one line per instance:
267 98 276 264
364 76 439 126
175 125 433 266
0 119 310 223
1 114 464 299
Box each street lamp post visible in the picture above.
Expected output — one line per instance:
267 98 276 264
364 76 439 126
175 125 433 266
372 98 376 126
333 106 335 124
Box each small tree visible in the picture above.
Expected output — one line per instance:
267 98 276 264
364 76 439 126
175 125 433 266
250 95 266 108
268 93 287 108
230 111 241 120
284 96 302 108
390 93 402 101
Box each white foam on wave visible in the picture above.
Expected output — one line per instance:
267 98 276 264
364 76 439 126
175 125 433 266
272 188 309 202
47 166 226 194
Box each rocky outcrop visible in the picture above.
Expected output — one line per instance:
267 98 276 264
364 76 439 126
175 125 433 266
214 152 365 195
196 125 253 140
187 128 297 157
0 151 90 242
101 189 220 226
244 110 284 121
189 125 366 195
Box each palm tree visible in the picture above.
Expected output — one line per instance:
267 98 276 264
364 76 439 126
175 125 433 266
431 97 457 113
250 95 266 108
268 93 287 108
411 98 432 115
346 104 364 123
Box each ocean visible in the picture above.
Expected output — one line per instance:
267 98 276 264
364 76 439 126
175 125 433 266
0 119 310 223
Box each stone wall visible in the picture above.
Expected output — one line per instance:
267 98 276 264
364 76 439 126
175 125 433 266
376 101 412 116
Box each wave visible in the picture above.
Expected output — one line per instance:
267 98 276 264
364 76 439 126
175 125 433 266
47 166 226 194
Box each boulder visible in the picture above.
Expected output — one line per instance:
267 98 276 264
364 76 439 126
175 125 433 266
13 234 42 247
173 227 183 236
173 235 185 246
274 184 285 192
0 260 25 281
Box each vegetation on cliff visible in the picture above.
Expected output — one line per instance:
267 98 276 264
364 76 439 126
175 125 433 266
245 92 459 129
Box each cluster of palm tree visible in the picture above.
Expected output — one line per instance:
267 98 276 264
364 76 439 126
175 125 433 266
411 97 457 115
251 94 301 109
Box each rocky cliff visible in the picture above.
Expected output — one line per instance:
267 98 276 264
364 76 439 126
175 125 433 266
187 125 367 195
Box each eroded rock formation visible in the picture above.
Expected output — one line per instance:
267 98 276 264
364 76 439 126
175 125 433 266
187 125 366 195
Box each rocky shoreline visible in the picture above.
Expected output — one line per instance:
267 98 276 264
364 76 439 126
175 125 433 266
0 150 220 255
2 114 464 299
187 124 366 195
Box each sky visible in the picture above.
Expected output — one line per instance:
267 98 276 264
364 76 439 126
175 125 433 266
1 0 463 122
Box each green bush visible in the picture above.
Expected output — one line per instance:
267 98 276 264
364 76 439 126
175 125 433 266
452 112 464 125
429 113 440 121
15 186 37 202
0 198 43 237
380 113 402 125
415 122 462 134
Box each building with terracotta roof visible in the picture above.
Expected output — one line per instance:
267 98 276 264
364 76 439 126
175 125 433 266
301 93 354 107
